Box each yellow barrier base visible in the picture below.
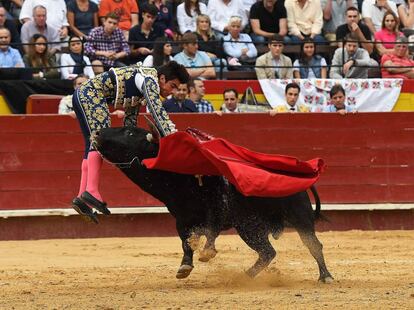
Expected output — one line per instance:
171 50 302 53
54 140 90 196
0 95 12 115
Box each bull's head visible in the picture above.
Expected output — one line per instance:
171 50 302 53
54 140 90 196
93 126 159 166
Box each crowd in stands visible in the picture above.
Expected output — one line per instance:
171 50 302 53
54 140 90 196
0 0 413 112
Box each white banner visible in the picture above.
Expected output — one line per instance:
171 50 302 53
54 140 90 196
259 79 403 112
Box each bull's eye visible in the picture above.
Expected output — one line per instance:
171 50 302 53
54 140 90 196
125 129 134 137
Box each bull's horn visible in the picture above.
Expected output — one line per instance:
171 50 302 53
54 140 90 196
144 115 160 144
146 133 153 142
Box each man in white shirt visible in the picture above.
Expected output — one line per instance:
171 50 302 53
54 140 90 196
219 88 241 113
284 0 325 43
207 0 248 38
19 0 69 40
362 0 398 34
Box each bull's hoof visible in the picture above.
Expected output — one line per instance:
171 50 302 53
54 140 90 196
72 197 99 224
199 248 217 262
176 265 193 279
319 276 334 284
245 268 259 278
81 191 111 215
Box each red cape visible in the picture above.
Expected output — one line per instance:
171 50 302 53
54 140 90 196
142 131 325 197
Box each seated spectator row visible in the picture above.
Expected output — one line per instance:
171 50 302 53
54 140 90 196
1 1 414 81
1 0 413 56
154 80 355 116
1 26 413 81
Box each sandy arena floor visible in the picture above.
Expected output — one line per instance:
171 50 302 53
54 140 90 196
0 230 413 309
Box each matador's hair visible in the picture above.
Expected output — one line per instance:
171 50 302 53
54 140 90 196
157 61 190 84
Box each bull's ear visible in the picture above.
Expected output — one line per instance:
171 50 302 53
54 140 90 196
144 115 160 144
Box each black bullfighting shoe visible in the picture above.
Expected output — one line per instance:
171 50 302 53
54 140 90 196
81 191 111 215
71 197 99 224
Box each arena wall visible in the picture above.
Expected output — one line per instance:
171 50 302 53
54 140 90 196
1 112 414 239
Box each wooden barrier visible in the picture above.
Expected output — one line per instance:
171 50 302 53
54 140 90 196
2 112 414 208
1 113 414 238
26 94 64 114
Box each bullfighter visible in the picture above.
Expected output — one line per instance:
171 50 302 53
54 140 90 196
71 61 190 222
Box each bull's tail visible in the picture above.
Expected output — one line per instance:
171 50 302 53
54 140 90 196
309 185 328 221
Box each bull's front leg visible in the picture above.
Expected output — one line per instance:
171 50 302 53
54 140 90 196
176 224 194 279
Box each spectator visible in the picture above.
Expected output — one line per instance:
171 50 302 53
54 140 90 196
60 35 95 80
176 0 207 35
336 6 374 54
284 0 325 44
67 0 99 38
207 0 248 39
269 82 310 116
0 27 24 67
381 36 414 79
219 88 241 113
173 32 216 79
293 38 327 78
0 6 22 53
255 34 293 79
330 33 371 78
223 16 257 69
321 0 357 42
163 82 198 113
142 36 173 67
20 0 69 41
362 0 398 34
99 0 138 40
398 0 414 30
188 78 215 112
146 0 174 36
20 5 61 55
242 0 257 18
375 11 403 56
249 0 288 44
5 0 23 19
324 84 355 115
23 33 60 79
84 12 130 74
58 74 89 117
194 14 227 72
128 4 163 64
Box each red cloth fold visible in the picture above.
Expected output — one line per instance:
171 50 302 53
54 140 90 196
142 131 325 197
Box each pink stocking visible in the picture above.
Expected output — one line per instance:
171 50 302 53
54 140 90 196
77 159 88 197
85 151 103 201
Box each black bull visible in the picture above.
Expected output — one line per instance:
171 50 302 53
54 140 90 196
93 126 333 283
